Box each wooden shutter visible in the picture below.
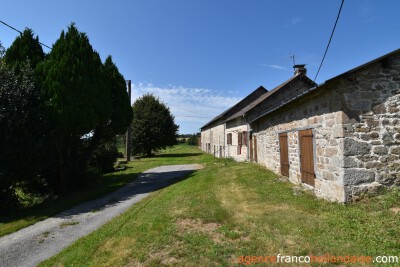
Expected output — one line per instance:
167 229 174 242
299 129 315 186
227 133 232 145
279 133 289 177
243 131 247 146
237 132 242 155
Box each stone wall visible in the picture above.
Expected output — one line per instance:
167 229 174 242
338 52 400 200
250 51 400 202
200 123 225 158
253 87 347 202
225 117 249 161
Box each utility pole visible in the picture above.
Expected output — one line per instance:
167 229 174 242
126 80 132 162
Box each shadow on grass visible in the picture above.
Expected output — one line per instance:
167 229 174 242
155 153 203 158
0 168 198 226
0 171 140 225
133 153 203 160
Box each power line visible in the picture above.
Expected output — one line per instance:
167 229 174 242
313 0 345 82
0 20 52 50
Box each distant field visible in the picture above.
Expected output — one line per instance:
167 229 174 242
40 145 400 266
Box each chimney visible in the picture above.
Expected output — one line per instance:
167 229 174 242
293 64 307 76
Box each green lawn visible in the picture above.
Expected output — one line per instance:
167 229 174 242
0 144 212 237
40 145 400 266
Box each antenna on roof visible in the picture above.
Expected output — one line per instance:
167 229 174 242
290 54 296 66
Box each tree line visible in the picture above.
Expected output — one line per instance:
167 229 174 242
1 24 180 213
0 24 133 212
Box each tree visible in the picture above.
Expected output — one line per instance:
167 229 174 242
37 24 112 193
130 94 179 156
4 28 45 72
0 41 5 58
87 56 133 173
0 60 47 209
103 56 133 135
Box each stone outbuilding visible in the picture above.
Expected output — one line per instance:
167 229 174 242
246 49 400 202
200 86 267 161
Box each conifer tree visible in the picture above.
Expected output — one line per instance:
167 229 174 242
4 28 45 72
37 24 112 193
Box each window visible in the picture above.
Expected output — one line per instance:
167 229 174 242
242 131 247 146
237 132 243 155
227 133 232 145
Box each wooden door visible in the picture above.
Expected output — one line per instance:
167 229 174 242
299 129 315 186
279 133 289 177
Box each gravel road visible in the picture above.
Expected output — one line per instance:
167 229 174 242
0 164 203 267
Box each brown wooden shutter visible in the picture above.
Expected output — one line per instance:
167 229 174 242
238 132 242 145
227 133 232 145
299 129 315 186
279 133 289 177
243 131 247 146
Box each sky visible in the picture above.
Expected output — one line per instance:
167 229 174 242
1 0 399 134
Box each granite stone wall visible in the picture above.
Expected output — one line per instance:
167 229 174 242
251 51 400 202
339 52 400 200
253 88 347 202
225 117 249 162
200 123 225 158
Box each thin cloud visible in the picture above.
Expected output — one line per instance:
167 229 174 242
359 1 376 22
261 63 288 70
131 83 242 133
291 16 303 25
283 16 303 28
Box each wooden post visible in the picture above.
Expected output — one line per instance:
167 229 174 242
126 80 131 162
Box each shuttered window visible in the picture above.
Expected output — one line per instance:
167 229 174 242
279 133 289 177
227 133 232 145
299 129 315 186
242 131 247 146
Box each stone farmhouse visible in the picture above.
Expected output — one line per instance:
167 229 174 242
201 49 400 202
200 86 267 162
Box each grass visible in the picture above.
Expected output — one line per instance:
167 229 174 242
39 146 400 266
0 144 212 237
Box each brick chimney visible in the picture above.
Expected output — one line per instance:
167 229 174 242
293 64 307 76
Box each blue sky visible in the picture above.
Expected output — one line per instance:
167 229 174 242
1 0 399 134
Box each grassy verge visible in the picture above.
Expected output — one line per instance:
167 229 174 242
40 147 400 266
0 144 211 237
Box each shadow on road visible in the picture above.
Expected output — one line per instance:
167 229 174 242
54 168 198 219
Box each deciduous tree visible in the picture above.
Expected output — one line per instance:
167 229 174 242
130 94 179 156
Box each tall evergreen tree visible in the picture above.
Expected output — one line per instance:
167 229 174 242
37 24 112 193
0 60 47 209
103 56 133 135
4 28 45 72
130 94 179 156
0 41 5 58
87 56 133 173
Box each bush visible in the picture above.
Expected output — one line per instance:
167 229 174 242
187 135 199 146
88 140 119 174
